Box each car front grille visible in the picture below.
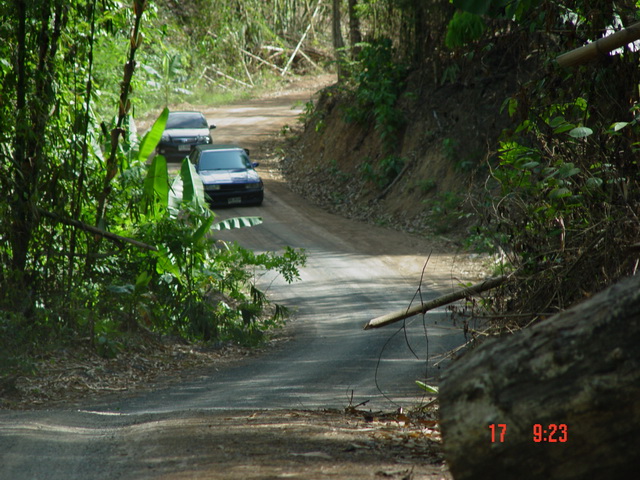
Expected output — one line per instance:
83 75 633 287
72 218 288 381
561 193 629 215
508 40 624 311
205 184 242 192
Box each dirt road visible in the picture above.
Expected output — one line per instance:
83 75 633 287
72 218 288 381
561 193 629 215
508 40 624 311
0 75 475 479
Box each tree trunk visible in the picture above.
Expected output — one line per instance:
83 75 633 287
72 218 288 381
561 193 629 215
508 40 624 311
439 274 640 479
347 0 361 59
332 0 345 81
8 0 63 309
10 0 31 277
411 0 427 64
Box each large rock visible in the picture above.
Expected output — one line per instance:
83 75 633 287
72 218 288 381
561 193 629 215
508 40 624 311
439 274 640 479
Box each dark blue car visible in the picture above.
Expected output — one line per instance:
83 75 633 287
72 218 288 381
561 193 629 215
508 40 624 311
189 144 264 207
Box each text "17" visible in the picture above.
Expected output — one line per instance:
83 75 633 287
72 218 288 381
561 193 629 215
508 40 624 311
489 423 507 443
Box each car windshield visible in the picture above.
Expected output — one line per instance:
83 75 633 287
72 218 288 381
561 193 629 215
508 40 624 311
166 112 208 129
198 150 251 170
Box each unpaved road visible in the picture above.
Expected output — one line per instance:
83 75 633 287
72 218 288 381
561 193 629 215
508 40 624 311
0 76 473 479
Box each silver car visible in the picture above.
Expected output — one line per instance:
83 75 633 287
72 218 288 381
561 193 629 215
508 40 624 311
157 111 216 161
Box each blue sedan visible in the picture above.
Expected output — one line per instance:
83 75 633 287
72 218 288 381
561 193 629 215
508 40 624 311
189 144 264 207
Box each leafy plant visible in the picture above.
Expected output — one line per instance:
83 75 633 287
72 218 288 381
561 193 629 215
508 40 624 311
416 380 439 395
343 38 408 152
445 11 486 49
424 191 470 234
358 156 405 188
359 160 379 185
442 137 458 163
0 0 311 364
131 140 306 344
142 53 192 106
481 68 640 319
416 179 437 194
379 155 405 183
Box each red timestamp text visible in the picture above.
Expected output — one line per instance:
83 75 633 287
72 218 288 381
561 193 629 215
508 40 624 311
533 423 568 443
489 423 568 443
489 423 507 443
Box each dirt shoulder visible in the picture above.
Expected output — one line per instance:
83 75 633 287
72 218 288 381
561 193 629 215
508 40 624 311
112 409 449 480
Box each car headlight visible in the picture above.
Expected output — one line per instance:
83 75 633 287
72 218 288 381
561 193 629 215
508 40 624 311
196 135 210 143
245 182 261 190
207 184 221 191
161 133 170 142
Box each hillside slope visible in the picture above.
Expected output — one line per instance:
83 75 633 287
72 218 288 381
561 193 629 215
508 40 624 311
284 55 526 244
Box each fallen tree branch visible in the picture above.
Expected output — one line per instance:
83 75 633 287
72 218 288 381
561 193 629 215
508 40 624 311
297 48 321 71
363 275 509 330
556 21 640 68
241 48 285 73
207 66 253 88
282 0 322 76
38 207 158 252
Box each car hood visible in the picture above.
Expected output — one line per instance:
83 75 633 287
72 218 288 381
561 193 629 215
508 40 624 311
162 127 210 139
199 169 261 184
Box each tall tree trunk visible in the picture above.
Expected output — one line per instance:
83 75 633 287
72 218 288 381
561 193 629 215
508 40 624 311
90 0 145 270
348 0 362 59
10 0 31 278
412 0 427 64
332 0 345 81
67 0 97 294
8 0 65 311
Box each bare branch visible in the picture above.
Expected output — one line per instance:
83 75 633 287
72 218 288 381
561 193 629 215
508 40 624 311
38 208 157 252
363 275 510 330
557 21 640 68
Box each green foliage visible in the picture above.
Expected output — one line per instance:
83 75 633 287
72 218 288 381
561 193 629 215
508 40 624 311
416 179 437 194
359 160 379 185
424 191 470 233
442 137 458 162
445 11 486 49
298 100 318 125
139 107 169 160
443 0 640 322
380 155 405 182
142 154 170 216
143 53 192 106
130 153 306 344
344 39 408 152
416 380 439 394
359 156 406 188
141 108 170 216
452 0 541 20
0 0 308 369
483 92 640 315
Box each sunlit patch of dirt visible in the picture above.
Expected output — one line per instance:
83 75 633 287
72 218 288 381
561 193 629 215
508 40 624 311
116 409 451 480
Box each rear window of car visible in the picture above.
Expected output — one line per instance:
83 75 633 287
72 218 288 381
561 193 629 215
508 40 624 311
197 150 251 170
166 112 208 129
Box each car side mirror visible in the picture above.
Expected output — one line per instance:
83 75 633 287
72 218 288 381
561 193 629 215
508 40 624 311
209 124 216 129
252 162 260 168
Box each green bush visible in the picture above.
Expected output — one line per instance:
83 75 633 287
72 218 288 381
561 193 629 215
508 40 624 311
344 38 408 152
445 11 486 49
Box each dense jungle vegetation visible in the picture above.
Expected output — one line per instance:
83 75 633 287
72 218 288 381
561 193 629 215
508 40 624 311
0 0 320 372
1 0 640 378
296 0 640 331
